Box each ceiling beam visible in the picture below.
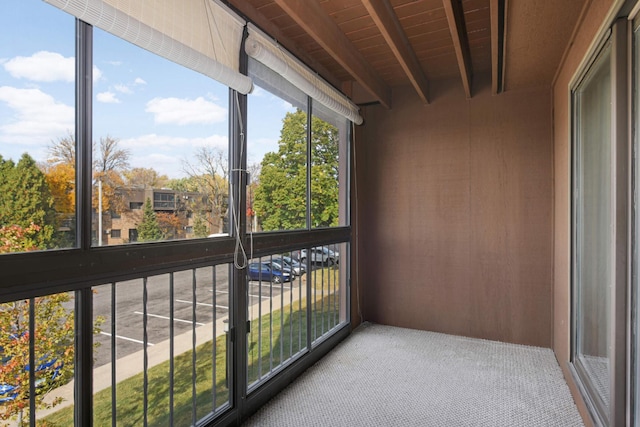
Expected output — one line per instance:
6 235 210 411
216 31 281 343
273 0 392 109
443 0 473 98
226 0 342 90
361 0 429 104
490 0 506 94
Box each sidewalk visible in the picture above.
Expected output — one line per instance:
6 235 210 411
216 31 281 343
38 282 304 419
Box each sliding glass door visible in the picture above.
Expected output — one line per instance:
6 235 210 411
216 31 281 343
573 37 612 424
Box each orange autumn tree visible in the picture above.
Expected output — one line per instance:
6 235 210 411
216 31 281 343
157 212 183 240
0 225 100 426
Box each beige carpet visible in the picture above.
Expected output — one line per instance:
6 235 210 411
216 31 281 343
243 322 584 427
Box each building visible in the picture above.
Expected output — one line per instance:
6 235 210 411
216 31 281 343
97 186 216 244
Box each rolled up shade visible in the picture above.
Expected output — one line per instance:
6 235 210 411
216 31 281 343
245 24 363 125
43 0 253 94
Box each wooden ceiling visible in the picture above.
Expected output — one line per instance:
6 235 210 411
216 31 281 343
226 0 588 107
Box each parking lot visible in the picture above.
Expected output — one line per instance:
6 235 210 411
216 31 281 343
91 264 293 368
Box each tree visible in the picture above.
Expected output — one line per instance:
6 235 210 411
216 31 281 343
43 163 75 216
192 215 209 238
137 198 162 242
0 154 56 249
0 223 41 253
157 212 182 240
123 167 168 188
0 295 75 426
253 110 340 230
0 226 77 426
182 147 229 234
47 131 75 166
94 135 130 174
93 136 130 214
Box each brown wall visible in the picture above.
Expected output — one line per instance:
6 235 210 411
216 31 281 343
552 1 617 425
355 78 553 347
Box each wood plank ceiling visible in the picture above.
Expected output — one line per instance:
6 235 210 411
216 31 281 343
226 0 587 107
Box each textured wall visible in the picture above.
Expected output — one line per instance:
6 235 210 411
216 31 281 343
355 78 553 347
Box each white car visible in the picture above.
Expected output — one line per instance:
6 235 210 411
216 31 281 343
300 246 339 265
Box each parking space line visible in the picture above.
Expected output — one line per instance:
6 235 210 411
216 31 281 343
208 289 272 299
100 331 154 346
175 299 228 310
134 311 205 326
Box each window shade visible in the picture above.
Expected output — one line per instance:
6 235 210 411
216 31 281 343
43 0 253 94
245 24 363 125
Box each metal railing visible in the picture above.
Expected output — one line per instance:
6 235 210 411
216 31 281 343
0 239 348 426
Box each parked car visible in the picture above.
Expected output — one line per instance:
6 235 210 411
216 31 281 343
263 260 294 277
300 246 339 265
247 262 292 284
272 256 306 276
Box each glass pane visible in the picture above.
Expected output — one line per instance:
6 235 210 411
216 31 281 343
0 293 76 425
92 29 230 246
0 0 76 253
311 103 348 228
248 59 309 232
574 41 612 417
308 242 348 343
42 266 233 426
247 251 308 388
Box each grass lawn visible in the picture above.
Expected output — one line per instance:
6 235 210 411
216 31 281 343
43 271 342 427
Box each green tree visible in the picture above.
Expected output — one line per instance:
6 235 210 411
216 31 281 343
137 198 162 242
310 115 340 227
0 154 56 249
192 215 209 238
254 110 339 231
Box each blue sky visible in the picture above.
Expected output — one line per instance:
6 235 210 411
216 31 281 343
0 0 294 178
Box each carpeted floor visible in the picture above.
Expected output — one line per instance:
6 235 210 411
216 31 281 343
243 322 584 426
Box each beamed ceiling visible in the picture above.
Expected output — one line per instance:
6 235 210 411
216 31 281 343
226 0 588 107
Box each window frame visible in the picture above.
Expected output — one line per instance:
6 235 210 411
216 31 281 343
0 11 353 427
570 18 629 427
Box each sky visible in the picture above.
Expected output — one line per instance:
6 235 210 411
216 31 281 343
0 0 296 179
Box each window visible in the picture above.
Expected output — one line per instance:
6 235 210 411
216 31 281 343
92 28 230 245
153 192 175 210
0 0 76 254
1 2 352 425
247 59 309 232
311 103 349 228
572 38 612 424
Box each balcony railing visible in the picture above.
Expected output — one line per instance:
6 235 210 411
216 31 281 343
0 239 349 426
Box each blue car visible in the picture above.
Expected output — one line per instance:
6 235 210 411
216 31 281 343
247 262 292 284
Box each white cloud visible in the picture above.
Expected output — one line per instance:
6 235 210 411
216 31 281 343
0 86 74 145
3 51 103 83
134 77 147 85
145 96 226 125
114 84 132 94
4 51 74 82
96 91 120 103
92 65 102 82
